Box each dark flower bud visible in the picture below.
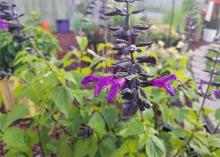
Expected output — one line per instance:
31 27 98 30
114 0 127 3
136 48 142 53
85 11 93 15
113 60 131 68
0 2 15 11
112 43 127 50
112 29 125 37
136 41 153 47
13 35 32 43
118 48 130 55
126 29 140 37
115 72 130 77
134 63 142 73
136 56 156 64
8 24 23 32
139 88 147 98
131 9 145 14
109 26 121 31
121 88 135 100
104 8 126 16
132 24 150 30
116 39 129 44
139 73 154 78
128 65 135 74
78 126 93 138
139 81 150 87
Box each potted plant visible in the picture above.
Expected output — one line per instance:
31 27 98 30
56 19 70 33
202 1 219 42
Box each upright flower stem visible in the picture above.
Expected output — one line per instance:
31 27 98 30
199 49 220 114
125 2 143 120
126 2 134 64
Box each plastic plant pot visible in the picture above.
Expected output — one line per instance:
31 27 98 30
56 19 70 33
203 28 217 42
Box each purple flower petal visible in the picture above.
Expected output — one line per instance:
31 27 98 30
94 76 114 97
213 89 220 97
0 18 9 30
107 78 126 101
150 74 177 96
107 84 120 101
165 82 175 96
198 80 204 91
81 75 100 85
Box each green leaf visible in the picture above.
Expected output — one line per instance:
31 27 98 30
118 119 144 137
111 138 138 157
89 112 106 135
0 31 12 49
2 127 30 153
101 107 118 128
145 135 166 157
160 105 169 124
4 150 26 157
207 134 220 148
190 139 211 155
51 87 73 117
65 72 77 84
99 138 116 157
76 36 88 50
2 104 29 130
57 136 74 157
90 57 104 68
74 137 98 157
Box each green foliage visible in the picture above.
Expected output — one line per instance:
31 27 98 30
146 135 166 157
76 36 88 51
1 24 220 157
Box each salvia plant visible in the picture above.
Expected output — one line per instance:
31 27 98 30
183 1 202 50
199 40 220 102
99 0 110 70
0 1 29 71
78 0 97 36
82 0 178 118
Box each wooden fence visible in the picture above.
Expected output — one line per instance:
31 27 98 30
14 0 184 24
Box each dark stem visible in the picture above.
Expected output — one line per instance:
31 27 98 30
37 125 46 157
199 49 220 114
45 107 71 136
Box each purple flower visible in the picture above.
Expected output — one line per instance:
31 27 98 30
81 75 126 101
149 74 177 96
198 80 204 91
213 89 220 97
0 18 8 30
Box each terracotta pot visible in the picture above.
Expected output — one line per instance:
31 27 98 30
38 21 51 32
